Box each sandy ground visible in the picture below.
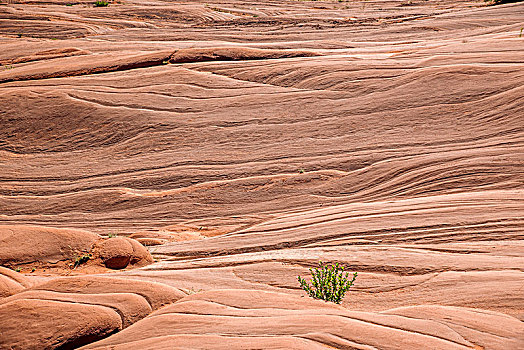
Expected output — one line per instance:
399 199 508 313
0 0 523 349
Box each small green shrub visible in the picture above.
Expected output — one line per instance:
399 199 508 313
108 233 117 238
298 261 357 304
14 267 21 273
94 0 109 7
73 253 92 268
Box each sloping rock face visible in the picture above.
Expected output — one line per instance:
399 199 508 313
0 266 32 298
1 299 122 350
31 276 186 310
82 290 524 350
0 276 186 349
1 0 523 349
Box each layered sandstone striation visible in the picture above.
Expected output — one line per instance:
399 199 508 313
0 0 523 348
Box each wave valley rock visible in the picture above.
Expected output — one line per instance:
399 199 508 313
0 0 523 349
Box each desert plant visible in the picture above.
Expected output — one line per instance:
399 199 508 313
108 233 117 238
73 253 92 268
298 261 357 304
186 287 203 295
14 267 21 273
94 0 109 6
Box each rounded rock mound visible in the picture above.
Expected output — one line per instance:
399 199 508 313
98 237 134 269
0 225 153 272
0 275 185 349
0 225 99 269
96 237 153 270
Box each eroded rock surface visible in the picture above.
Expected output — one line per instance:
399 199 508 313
81 289 524 350
0 0 523 348
0 266 32 298
0 225 99 268
0 225 153 271
0 276 185 349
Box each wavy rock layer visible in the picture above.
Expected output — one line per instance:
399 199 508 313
0 266 32 298
0 0 523 349
82 290 524 350
0 276 185 349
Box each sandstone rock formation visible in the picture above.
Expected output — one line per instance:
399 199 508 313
0 0 523 348
0 276 185 349
0 225 99 268
82 290 524 350
0 225 153 271
0 266 32 298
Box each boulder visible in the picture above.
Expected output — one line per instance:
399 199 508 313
124 237 154 266
97 237 134 269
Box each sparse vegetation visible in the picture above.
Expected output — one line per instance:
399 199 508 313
73 253 92 268
14 267 21 273
94 0 109 7
298 168 306 174
298 261 357 304
108 233 117 238
186 287 203 295
31 267 36 273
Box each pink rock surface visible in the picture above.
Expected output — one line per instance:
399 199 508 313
0 225 99 267
81 289 524 350
0 0 523 348
0 224 153 272
0 275 186 349
1 298 121 350
0 266 32 298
